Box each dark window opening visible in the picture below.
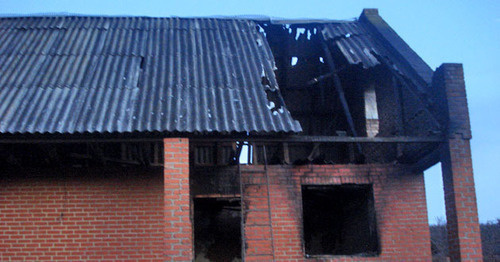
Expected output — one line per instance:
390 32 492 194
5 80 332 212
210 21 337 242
302 184 379 257
194 198 242 262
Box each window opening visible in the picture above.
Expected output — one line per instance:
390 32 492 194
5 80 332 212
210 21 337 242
194 198 242 261
238 141 253 164
302 184 379 256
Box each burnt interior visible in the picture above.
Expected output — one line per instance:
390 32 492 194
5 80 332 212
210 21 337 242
250 22 441 165
0 142 163 168
257 22 375 164
194 198 242 262
302 184 379 256
260 23 347 137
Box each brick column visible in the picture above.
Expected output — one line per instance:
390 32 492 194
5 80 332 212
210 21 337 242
163 138 192 261
434 64 483 261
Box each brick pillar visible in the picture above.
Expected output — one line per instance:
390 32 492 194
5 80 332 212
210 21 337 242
434 64 483 261
163 138 192 261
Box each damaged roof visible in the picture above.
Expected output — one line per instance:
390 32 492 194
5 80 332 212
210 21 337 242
0 9 434 136
321 10 433 88
0 16 301 134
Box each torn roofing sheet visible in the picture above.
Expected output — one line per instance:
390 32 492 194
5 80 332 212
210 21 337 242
320 21 433 89
0 16 302 134
321 22 381 68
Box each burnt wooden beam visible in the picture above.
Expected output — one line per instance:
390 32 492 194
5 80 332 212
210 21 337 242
0 135 444 144
307 143 321 162
320 40 362 154
283 135 443 143
282 142 290 164
192 194 241 199
199 136 443 143
306 72 334 86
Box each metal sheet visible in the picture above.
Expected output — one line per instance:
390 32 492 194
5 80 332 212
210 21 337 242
321 21 432 87
321 22 381 68
0 16 302 134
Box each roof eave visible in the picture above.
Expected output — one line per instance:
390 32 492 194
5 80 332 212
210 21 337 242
358 8 434 85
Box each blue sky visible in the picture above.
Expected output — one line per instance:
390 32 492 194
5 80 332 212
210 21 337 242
1 0 499 224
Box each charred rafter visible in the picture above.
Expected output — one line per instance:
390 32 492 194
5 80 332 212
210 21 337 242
320 40 363 155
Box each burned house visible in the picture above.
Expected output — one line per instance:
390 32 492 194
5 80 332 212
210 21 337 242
0 9 483 261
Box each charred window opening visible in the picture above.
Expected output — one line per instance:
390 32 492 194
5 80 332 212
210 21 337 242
194 198 242 262
302 184 379 257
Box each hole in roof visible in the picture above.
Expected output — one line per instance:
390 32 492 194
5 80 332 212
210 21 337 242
256 38 263 46
256 24 266 37
295 28 306 40
267 101 276 110
291 57 298 66
319 57 324 63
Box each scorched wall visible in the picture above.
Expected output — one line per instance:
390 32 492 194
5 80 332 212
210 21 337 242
240 164 432 261
0 152 433 261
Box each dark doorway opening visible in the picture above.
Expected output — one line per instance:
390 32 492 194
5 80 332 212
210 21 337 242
194 198 242 262
302 184 379 257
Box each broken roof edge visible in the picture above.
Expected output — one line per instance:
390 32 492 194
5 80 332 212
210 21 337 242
358 8 434 85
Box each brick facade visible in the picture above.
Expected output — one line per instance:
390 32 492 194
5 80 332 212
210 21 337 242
0 167 164 261
0 139 193 262
434 64 483 261
0 155 433 262
241 164 432 261
0 131 479 261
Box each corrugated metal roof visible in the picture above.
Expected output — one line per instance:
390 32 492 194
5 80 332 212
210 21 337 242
321 22 380 68
321 21 432 88
0 16 302 134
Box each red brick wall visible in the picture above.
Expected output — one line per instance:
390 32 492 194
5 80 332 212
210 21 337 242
0 139 434 261
0 167 164 262
163 138 192 262
241 164 432 261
